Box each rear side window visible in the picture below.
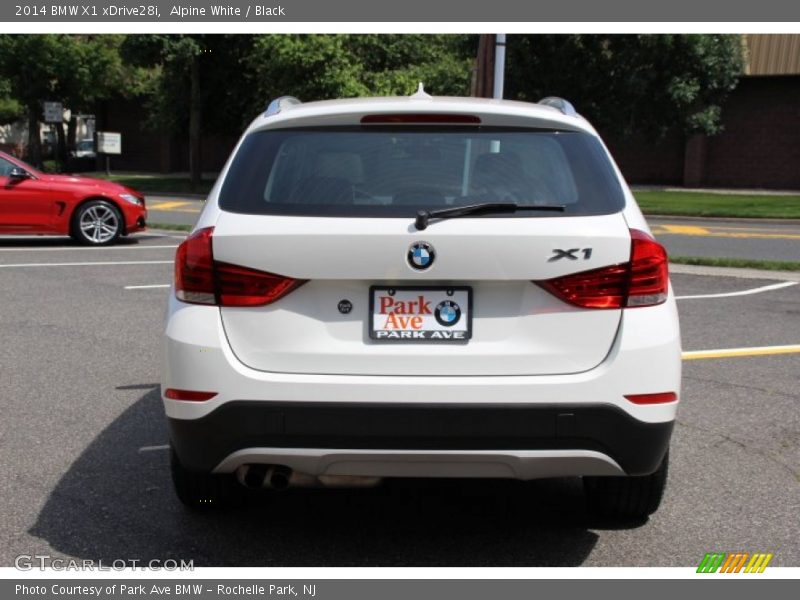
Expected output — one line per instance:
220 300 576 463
219 127 625 217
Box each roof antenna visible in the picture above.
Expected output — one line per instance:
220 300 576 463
410 82 432 100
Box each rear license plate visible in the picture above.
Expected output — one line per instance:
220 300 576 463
369 286 472 342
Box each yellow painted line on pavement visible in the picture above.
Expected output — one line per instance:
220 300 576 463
695 224 800 234
682 344 800 361
148 200 203 213
652 223 800 240
660 224 710 235
151 207 202 214
149 200 192 210
701 231 800 240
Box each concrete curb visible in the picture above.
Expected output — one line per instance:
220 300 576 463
145 192 207 200
670 263 800 282
632 185 800 196
647 214 800 225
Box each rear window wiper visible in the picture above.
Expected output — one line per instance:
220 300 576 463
414 202 566 231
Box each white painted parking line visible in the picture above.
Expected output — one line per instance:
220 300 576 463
676 281 797 300
0 245 177 252
125 284 170 290
0 260 172 268
138 444 170 453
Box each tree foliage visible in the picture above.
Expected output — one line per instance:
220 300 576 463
245 34 473 108
0 35 144 163
133 34 475 134
0 34 747 170
506 34 743 139
0 77 23 124
121 34 207 131
116 33 744 144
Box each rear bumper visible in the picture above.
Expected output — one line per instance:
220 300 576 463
163 295 682 422
169 401 673 477
212 448 627 479
163 291 681 479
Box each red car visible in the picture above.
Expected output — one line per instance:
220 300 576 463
0 150 147 245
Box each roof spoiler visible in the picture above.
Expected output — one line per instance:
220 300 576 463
538 97 577 117
264 96 302 117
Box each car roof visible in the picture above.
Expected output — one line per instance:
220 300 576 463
249 94 597 135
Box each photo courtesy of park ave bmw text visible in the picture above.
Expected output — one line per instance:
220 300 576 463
0 0 798 595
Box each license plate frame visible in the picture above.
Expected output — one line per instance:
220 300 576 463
369 285 473 343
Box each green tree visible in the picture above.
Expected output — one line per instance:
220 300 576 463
57 35 140 162
247 35 368 104
121 34 475 185
245 35 474 107
0 35 134 167
122 35 221 190
505 34 744 139
0 35 70 165
0 77 23 124
348 34 475 97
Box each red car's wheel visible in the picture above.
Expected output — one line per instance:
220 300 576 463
72 200 122 245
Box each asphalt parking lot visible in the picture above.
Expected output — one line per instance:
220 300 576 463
0 232 798 567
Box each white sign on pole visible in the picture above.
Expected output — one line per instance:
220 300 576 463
43 102 63 123
96 132 122 155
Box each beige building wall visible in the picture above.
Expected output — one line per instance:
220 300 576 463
744 34 800 76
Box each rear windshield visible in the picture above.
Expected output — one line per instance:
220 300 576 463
219 127 625 217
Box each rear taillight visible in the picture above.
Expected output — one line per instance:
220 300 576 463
175 227 216 305
538 229 668 309
626 229 669 307
538 263 629 309
174 227 305 307
215 261 305 307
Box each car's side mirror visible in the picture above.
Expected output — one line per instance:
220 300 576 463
8 167 30 180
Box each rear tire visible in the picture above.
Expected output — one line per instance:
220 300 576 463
583 451 669 519
170 446 243 510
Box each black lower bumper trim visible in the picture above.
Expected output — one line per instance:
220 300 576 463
169 401 673 476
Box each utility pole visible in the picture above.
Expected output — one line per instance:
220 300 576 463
473 34 494 98
189 51 202 193
472 34 506 99
493 34 506 99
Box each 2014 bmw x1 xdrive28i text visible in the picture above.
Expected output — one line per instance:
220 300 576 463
162 89 681 517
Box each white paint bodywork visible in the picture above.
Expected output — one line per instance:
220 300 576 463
163 94 682 478
213 212 631 376
162 290 681 423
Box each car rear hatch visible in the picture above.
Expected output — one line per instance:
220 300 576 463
186 118 657 376
211 211 632 376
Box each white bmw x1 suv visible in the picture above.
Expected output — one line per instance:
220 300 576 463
162 90 681 517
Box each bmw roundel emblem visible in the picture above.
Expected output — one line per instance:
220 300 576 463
408 241 435 270
435 300 461 327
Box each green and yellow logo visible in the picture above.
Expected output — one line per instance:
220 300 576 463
697 552 773 573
